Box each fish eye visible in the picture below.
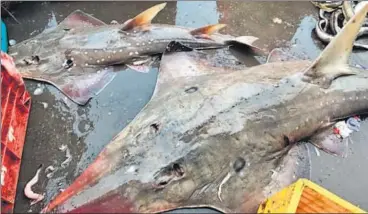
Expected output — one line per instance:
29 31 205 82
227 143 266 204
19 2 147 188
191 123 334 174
63 59 74 69
233 157 246 173
153 162 185 189
150 123 160 133
172 163 184 177
31 55 40 63
185 86 198 94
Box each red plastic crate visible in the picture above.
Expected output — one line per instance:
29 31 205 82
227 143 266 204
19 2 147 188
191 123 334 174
1 51 32 213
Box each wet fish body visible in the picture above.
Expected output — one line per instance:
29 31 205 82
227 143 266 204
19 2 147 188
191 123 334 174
9 3 262 105
62 23 261 68
41 4 368 213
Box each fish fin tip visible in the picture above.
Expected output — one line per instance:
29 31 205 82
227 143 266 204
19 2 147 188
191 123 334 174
121 3 167 31
266 48 299 63
309 126 348 158
58 66 117 105
190 24 227 36
226 36 267 56
60 10 106 27
303 3 368 88
234 36 259 45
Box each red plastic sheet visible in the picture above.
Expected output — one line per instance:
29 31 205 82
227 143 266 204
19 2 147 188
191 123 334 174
1 52 31 213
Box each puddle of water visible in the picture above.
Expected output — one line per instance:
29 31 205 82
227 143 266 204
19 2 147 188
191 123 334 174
289 16 321 59
73 68 159 177
175 1 220 27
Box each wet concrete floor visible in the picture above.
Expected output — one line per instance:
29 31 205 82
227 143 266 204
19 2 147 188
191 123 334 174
2 1 367 213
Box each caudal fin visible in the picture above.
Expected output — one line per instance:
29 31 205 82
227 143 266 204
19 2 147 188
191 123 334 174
303 2 368 89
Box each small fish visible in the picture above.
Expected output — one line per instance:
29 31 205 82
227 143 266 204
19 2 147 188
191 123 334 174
42 4 368 213
311 1 343 12
315 18 368 49
9 3 264 105
329 7 368 36
24 164 45 206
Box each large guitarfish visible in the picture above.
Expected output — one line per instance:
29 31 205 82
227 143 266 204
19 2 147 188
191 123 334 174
42 3 368 213
9 3 262 105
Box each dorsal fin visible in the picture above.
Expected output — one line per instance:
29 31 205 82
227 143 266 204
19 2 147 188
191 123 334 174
59 10 107 29
302 2 368 88
225 36 268 56
121 3 166 31
190 24 227 37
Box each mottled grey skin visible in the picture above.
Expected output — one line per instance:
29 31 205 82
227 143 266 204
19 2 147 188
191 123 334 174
9 9 259 105
45 41 368 213
62 23 248 67
44 4 368 212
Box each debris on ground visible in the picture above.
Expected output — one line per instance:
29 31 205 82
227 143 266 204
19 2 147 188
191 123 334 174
333 116 362 139
60 145 72 168
33 87 44 96
45 165 58 178
24 164 44 206
41 102 48 109
58 144 67 151
272 17 283 24
8 39 16 46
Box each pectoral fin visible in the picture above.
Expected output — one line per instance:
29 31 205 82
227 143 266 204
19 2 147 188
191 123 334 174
21 65 119 105
303 2 368 89
121 3 167 31
59 10 107 29
58 66 118 105
309 125 348 157
225 36 267 56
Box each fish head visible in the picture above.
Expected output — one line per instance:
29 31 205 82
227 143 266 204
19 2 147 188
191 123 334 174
43 3 368 214
44 42 310 214
57 133 310 214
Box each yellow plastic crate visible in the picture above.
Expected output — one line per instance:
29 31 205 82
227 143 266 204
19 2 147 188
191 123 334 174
258 178 366 213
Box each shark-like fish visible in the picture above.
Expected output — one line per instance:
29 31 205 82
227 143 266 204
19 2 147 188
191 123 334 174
42 3 368 213
9 3 263 105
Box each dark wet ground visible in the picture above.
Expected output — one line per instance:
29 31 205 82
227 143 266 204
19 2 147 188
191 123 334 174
2 1 367 213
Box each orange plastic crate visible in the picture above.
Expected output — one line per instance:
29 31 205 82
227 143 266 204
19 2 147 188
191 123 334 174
258 178 366 213
1 52 32 213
